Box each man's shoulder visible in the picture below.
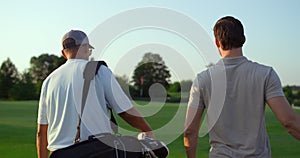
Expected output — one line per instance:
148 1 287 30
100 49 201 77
243 57 270 67
94 62 114 82
45 62 68 78
97 63 110 74
244 59 274 74
197 63 225 79
195 69 211 86
197 69 210 78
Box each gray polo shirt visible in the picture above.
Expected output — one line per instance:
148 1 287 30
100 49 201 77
188 56 284 157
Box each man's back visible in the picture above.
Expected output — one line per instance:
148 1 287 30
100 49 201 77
38 59 130 151
39 59 86 150
198 56 284 157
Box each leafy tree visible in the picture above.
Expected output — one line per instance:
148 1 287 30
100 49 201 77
293 90 300 107
0 58 19 99
29 54 66 96
168 82 181 93
294 99 300 107
283 85 294 105
9 71 37 100
132 53 171 97
168 80 193 93
29 54 66 83
295 90 300 99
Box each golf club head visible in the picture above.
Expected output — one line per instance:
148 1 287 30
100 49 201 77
137 133 169 158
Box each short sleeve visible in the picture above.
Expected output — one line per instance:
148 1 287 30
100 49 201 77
37 82 48 124
100 66 133 114
265 68 284 101
188 75 204 110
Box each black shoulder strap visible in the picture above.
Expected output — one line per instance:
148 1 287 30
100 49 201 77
75 61 118 143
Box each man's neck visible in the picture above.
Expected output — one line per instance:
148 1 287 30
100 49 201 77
220 47 243 58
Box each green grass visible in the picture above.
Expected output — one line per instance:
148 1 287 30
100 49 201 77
0 101 38 158
0 101 299 158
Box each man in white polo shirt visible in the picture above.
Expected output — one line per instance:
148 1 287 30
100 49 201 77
36 30 154 158
184 16 300 158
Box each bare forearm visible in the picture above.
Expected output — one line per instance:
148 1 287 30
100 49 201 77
184 106 204 158
184 132 198 158
288 129 300 140
36 124 48 158
119 108 153 137
285 116 300 140
36 134 48 158
121 113 152 131
267 97 300 141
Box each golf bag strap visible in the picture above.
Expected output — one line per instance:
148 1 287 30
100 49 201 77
75 60 119 143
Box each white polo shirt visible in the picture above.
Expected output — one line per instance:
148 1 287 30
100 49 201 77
37 59 133 151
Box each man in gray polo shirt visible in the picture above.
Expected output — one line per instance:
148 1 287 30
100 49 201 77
184 16 300 158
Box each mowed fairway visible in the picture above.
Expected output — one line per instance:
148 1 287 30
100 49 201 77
0 101 299 158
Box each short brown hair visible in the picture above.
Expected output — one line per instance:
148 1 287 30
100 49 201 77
62 38 79 52
213 16 245 50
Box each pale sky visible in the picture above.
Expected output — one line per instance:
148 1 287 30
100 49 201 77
1 0 299 85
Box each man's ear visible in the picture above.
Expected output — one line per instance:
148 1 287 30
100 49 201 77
215 38 221 48
62 50 67 59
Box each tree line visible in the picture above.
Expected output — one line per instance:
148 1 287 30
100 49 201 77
0 54 66 100
0 53 191 101
283 86 300 107
1 52 298 105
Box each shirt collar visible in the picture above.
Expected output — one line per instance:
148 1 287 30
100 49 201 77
217 56 248 65
66 59 88 63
